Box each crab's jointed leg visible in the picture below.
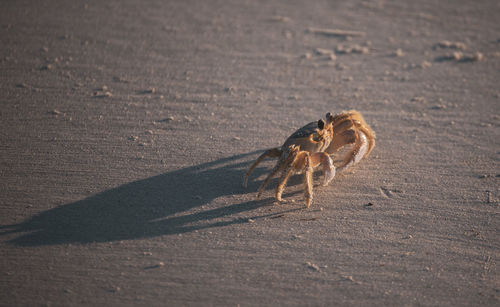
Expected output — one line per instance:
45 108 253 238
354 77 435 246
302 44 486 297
243 147 282 188
310 151 335 186
274 151 333 207
303 153 314 208
274 149 304 201
275 158 297 202
257 158 287 198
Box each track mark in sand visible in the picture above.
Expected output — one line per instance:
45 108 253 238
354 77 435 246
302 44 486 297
305 261 321 272
486 190 499 205
307 27 366 38
435 52 484 62
380 187 393 198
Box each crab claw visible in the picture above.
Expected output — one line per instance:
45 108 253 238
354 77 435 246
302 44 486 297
322 155 335 186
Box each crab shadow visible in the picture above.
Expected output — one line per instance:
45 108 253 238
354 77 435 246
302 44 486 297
1 150 303 246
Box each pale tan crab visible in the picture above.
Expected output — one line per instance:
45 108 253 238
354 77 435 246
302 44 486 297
243 110 375 208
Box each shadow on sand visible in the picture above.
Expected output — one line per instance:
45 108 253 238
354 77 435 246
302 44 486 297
0 150 302 246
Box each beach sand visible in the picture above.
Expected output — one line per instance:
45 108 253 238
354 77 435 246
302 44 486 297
1 0 499 305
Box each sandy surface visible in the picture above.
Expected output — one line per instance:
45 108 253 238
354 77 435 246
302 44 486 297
1 0 499 306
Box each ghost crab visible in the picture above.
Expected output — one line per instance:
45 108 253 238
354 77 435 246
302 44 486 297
243 110 375 208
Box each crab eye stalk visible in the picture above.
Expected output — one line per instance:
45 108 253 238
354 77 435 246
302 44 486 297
326 112 334 124
317 119 325 130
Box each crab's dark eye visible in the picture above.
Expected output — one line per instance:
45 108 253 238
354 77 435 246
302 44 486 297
317 119 325 130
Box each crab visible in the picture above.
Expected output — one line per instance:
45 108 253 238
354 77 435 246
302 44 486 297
243 110 375 208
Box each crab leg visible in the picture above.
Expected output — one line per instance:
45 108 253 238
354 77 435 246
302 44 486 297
275 151 306 202
275 159 296 202
304 153 314 208
243 147 282 188
275 150 335 203
257 159 286 198
310 152 335 186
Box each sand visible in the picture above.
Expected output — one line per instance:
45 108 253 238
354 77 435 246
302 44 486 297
1 0 499 305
